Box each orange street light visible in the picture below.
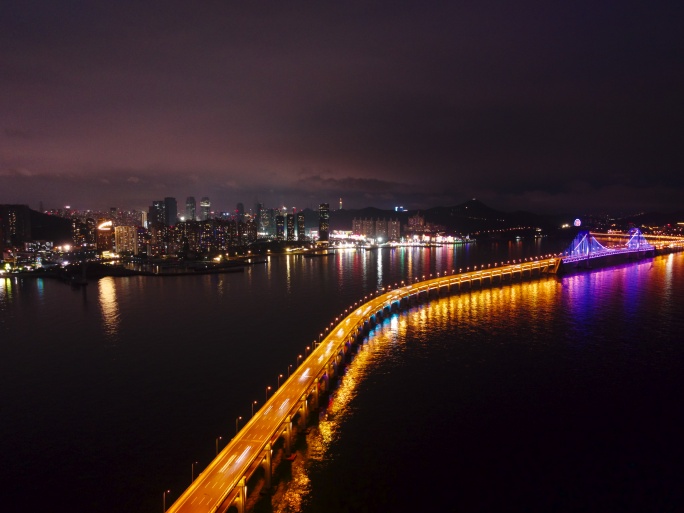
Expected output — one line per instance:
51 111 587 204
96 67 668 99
191 461 199 483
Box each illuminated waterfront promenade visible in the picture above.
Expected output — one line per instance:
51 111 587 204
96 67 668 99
165 256 561 513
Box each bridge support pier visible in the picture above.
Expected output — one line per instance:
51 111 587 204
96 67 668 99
312 378 319 410
299 397 308 428
284 416 293 456
261 444 272 490
235 477 247 513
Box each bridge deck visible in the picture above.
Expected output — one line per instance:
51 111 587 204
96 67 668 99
165 257 560 513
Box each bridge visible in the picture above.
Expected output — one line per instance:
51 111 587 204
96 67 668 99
161 228 684 512
164 256 561 513
559 228 655 266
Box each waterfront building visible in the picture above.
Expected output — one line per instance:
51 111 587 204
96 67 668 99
275 215 285 241
297 212 306 241
352 217 401 241
286 214 295 241
388 218 400 240
255 203 264 232
318 203 329 244
245 219 257 243
375 219 388 240
96 219 114 254
114 226 138 255
0 204 32 246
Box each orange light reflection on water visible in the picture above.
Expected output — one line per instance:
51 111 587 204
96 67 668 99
98 277 120 339
272 275 570 512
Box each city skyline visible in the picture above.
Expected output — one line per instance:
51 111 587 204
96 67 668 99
2 2 682 215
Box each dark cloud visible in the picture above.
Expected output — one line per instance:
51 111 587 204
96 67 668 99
1 0 682 214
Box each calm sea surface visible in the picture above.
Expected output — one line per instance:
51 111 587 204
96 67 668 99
1 241 683 513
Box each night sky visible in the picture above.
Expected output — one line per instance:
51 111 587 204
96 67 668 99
2 1 682 214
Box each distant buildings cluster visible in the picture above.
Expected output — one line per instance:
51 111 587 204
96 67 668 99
0 200 332 268
351 217 401 241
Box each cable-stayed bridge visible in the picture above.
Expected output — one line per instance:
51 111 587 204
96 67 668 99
560 228 655 266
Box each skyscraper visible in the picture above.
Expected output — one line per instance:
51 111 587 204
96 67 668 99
286 214 295 241
114 226 138 255
255 203 264 232
164 197 177 226
297 212 306 241
200 197 211 221
149 201 165 227
318 203 329 244
275 215 285 241
186 197 196 221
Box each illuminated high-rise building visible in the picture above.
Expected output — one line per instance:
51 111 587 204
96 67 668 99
318 203 329 244
286 214 295 241
96 219 114 254
0 204 31 246
255 203 264 232
200 197 211 221
114 226 138 255
388 219 400 240
297 212 306 241
275 215 285 241
186 197 196 221
149 201 165 227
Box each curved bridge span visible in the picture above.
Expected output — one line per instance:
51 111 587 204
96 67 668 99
166 257 561 513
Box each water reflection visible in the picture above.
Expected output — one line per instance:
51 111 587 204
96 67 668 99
98 277 120 339
376 249 383 290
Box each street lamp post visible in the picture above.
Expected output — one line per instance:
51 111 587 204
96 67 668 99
252 400 258 417
215 436 222 456
163 490 170 512
288 364 292 377
235 416 242 435
191 461 198 483
277 374 283 387
265 385 271 401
